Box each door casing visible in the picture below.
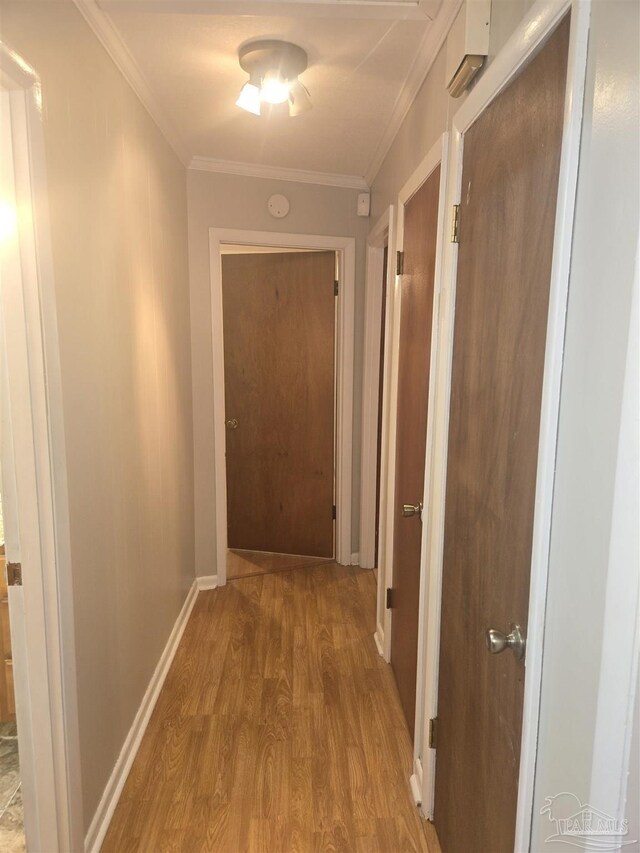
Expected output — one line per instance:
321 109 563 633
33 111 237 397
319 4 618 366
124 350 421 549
0 43 84 853
360 205 394 577
209 229 356 585
416 2 591 849
375 136 448 762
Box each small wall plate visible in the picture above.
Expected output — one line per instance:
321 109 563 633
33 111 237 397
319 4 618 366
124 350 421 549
268 194 290 218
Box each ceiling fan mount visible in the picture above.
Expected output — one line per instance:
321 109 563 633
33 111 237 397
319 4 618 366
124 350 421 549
238 40 308 81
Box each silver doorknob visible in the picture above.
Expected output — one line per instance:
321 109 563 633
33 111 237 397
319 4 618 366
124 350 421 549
485 624 526 661
225 418 239 430
402 502 423 519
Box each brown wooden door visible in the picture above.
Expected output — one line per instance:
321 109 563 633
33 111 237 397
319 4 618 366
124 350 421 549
390 165 441 736
222 251 335 558
433 18 570 853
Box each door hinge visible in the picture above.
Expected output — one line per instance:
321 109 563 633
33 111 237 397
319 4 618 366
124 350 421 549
428 717 438 749
386 588 394 609
6 562 22 587
332 504 336 520
334 279 339 296
451 204 460 243
396 250 404 276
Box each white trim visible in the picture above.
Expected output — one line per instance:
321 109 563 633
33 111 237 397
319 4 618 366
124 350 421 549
350 552 360 566
189 156 368 190
374 624 385 658
376 237 399 662
209 228 356 584
84 581 199 853
588 244 639 834
364 0 462 185
102 1 443 22
359 205 393 570
372 208 398 664
0 46 84 852
410 758 423 806
196 574 219 591
417 6 590 851
71 0 190 165
409 135 449 769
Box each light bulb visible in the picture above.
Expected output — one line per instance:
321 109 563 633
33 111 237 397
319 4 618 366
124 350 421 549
235 82 261 115
260 71 290 105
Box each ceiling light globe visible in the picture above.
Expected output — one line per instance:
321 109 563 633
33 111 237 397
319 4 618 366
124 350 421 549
260 72 290 105
236 82 261 115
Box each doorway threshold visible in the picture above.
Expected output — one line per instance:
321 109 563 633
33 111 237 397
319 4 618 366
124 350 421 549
227 549 333 581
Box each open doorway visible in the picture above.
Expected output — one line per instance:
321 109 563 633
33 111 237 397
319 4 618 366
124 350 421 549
0 41 82 852
209 229 356 587
220 245 337 581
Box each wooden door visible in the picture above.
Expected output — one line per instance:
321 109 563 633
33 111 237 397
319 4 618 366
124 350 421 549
433 18 570 852
390 165 441 736
222 251 335 558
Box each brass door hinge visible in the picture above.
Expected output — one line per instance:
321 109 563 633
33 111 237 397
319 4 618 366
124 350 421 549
428 717 438 749
334 279 339 296
332 504 337 520
451 204 460 243
6 562 22 587
396 250 404 276
386 588 394 609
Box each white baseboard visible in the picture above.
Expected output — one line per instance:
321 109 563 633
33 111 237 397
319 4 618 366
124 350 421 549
196 574 218 591
410 757 423 807
351 552 360 566
84 580 199 853
374 624 385 657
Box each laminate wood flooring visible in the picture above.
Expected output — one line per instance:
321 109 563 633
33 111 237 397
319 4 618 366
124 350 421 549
102 564 438 853
227 550 333 581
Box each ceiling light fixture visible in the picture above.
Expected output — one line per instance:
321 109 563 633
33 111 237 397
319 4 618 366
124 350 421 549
235 40 311 117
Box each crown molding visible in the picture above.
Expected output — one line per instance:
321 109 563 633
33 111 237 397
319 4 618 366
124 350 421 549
95 1 442 22
73 0 458 186
72 0 190 165
189 155 369 190
364 0 462 185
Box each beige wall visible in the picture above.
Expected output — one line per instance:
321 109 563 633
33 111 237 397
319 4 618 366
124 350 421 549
372 0 640 841
370 0 534 220
187 169 369 576
0 0 194 830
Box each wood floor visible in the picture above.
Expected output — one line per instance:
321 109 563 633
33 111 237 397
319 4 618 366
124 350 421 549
102 564 438 853
227 550 333 580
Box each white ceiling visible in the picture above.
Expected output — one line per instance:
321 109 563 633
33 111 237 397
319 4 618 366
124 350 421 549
91 0 455 183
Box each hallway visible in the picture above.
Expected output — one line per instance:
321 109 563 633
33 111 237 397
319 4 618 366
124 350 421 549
102 565 438 852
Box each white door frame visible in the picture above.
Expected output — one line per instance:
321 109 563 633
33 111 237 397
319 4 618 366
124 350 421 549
390 136 449 800
417 3 590 850
209 228 356 584
588 245 639 840
0 44 84 852
359 204 393 575
373 136 448 675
